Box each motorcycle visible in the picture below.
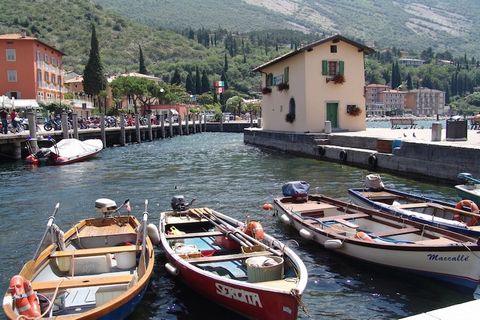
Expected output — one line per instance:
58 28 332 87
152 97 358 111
44 118 62 131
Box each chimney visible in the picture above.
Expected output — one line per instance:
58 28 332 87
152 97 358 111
21 30 26 38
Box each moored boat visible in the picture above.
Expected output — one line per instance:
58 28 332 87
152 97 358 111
348 174 480 237
275 182 480 291
26 138 103 165
3 198 157 319
455 172 480 205
159 196 308 320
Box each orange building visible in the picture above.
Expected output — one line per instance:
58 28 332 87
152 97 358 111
0 32 65 101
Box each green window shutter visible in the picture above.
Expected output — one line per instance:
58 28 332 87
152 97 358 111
339 61 345 75
266 73 273 87
322 60 328 75
284 67 289 84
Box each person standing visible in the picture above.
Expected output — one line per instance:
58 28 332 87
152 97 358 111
0 108 8 134
9 109 17 131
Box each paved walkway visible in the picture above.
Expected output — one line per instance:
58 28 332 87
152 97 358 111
332 128 480 149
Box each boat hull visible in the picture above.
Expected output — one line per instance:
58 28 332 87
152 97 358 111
455 185 480 206
274 196 480 290
348 188 480 238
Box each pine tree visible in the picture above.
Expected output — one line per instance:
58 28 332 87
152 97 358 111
201 70 210 93
185 71 194 93
171 69 182 85
83 24 107 111
224 53 228 72
138 45 147 74
195 66 201 95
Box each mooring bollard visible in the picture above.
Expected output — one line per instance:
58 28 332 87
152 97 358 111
72 113 79 139
120 115 126 146
62 112 69 139
27 112 38 154
178 115 183 135
100 114 106 147
147 117 153 141
431 122 442 141
324 120 332 134
169 112 173 137
135 113 141 143
161 116 165 138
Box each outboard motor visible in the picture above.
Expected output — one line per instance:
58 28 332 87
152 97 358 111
171 196 195 211
95 198 118 217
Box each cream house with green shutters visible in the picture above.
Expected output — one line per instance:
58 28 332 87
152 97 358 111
254 35 374 133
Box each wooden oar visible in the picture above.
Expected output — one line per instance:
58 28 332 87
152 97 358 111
205 208 283 256
33 203 60 260
189 208 251 247
138 200 148 278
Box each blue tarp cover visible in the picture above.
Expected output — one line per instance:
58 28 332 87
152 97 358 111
282 181 310 197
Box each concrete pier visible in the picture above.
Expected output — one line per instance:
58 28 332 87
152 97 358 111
244 127 480 183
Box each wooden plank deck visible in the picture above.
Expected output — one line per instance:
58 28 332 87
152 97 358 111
32 274 133 291
166 231 223 240
375 227 420 237
185 251 273 264
50 245 139 258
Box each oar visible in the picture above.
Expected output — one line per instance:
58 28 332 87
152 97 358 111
138 199 148 278
33 203 60 260
206 208 283 256
190 208 251 247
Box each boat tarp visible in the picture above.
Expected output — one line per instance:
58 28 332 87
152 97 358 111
282 181 310 197
50 139 103 158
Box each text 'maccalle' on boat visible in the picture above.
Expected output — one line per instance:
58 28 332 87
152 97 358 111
3 198 159 319
159 196 308 320
274 181 480 291
348 174 480 238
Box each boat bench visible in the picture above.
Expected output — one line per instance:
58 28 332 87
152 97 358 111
32 274 134 291
374 227 420 238
185 251 273 264
50 245 140 258
166 231 224 240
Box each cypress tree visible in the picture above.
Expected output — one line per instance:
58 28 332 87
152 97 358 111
224 53 228 72
185 71 194 93
406 73 413 90
171 69 182 85
138 45 147 75
221 70 228 90
195 66 201 95
201 70 210 93
83 24 107 111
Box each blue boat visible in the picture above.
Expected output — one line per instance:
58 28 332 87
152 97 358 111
3 199 157 320
348 175 480 238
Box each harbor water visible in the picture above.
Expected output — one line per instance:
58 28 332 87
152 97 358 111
0 133 472 319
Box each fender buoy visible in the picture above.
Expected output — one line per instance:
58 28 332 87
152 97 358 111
354 231 374 242
9 275 41 318
339 150 347 162
262 203 273 210
318 146 326 156
244 221 265 240
368 154 378 170
455 200 480 226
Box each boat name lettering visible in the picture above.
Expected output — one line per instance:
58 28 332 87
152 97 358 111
215 283 263 308
427 254 469 262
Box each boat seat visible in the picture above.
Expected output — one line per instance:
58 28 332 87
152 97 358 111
317 213 369 222
166 231 224 240
394 203 429 209
334 219 359 229
185 251 273 264
50 245 139 258
32 274 134 291
374 227 420 237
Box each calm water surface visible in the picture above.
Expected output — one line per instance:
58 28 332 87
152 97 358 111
0 133 472 319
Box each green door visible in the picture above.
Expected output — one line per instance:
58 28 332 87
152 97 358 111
326 103 338 128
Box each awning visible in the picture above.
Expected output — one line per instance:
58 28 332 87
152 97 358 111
11 99 40 110
170 109 179 115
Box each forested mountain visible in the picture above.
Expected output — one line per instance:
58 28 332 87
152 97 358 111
95 0 480 57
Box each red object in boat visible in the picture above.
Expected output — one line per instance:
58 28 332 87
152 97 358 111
262 203 273 210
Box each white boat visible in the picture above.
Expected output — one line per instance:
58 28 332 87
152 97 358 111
455 173 480 205
3 199 157 319
26 138 103 165
274 182 480 291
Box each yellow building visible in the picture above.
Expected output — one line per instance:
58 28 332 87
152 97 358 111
254 35 374 133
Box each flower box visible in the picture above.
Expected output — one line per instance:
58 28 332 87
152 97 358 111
326 74 345 84
277 82 289 91
347 105 362 116
285 112 295 123
262 87 272 94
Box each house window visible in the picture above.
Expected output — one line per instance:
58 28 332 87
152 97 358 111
7 70 17 82
44 72 49 82
322 60 344 77
44 54 48 63
6 49 16 61
286 97 296 123
284 67 289 84
330 45 337 53
36 50 41 61
266 73 273 87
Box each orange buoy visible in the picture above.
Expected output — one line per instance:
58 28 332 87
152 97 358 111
455 200 480 226
262 203 273 210
354 231 374 242
9 275 41 318
244 221 265 240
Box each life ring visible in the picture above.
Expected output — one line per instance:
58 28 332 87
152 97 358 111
354 231 374 242
318 146 326 156
368 154 378 170
339 150 347 162
455 200 480 226
243 221 265 240
9 275 41 318
262 203 273 210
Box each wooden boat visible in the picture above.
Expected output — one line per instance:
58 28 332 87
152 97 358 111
26 138 103 165
455 172 480 205
3 199 157 319
159 196 308 320
348 175 480 238
274 191 480 291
